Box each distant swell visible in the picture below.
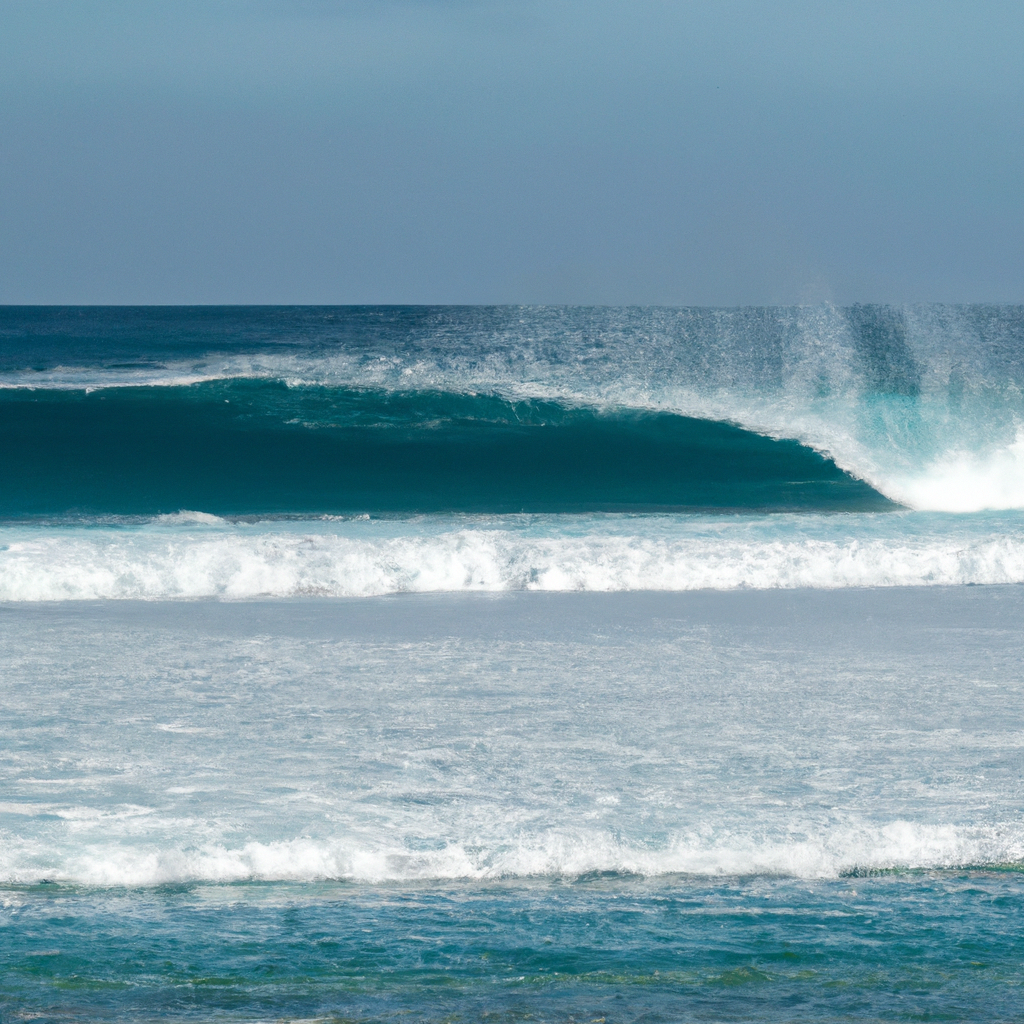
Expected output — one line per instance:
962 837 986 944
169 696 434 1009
0 382 891 515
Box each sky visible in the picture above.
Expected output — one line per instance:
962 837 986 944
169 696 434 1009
1 0 1022 305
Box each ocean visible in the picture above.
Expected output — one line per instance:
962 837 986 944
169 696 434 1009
2 305 1023 1022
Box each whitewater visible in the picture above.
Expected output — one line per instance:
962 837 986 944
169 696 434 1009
4 586 1023 888
3 511 1024 600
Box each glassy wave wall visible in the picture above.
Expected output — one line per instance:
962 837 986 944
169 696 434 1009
0 382 888 515
3 303 1024 515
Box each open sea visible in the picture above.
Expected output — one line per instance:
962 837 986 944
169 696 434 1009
2 305 1023 1023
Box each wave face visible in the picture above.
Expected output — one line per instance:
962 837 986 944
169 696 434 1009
3 303 1024 513
0 382 888 515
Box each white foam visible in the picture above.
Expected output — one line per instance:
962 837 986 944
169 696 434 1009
2 821 1021 887
153 510 229 526
884 431 1024 512
1 514 1024 600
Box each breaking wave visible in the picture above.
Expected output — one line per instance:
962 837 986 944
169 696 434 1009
1 512 1023 599
3 822 1022 887
0 383 889 516
3 304 1024 513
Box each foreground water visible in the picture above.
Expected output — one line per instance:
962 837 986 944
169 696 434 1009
7 873 1023 1023
2 306 1024 1021
3 590 1023 1020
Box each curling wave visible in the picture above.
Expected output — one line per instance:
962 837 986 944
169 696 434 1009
4 304 1024 513
0 383 888 515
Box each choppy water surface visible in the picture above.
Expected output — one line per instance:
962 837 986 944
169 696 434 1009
2 306 1024 1020
6 874 1024 1023
3 590 1024 1020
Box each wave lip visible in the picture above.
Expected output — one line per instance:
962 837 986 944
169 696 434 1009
1 513 1023 600
4 822 1022 887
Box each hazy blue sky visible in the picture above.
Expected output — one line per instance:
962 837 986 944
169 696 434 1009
1 0 1022 304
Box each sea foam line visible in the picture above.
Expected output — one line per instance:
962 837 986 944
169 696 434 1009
2 517 1024 600
2 822 1022 886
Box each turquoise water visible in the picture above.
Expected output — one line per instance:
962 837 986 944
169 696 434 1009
2 306 1024 1021
6 873 1024 1022
0 382 887 516
4 303 1024 513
